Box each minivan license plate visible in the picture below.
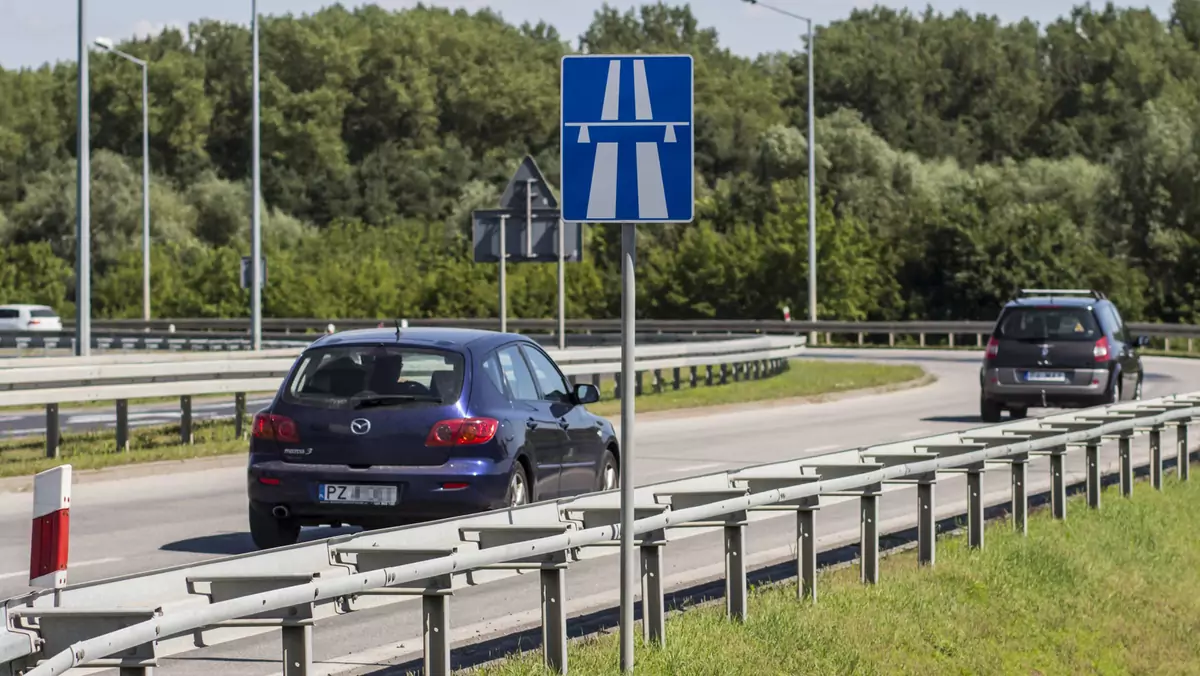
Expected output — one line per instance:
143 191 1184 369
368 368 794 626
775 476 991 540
1025 371 1066 383
319 484 398 505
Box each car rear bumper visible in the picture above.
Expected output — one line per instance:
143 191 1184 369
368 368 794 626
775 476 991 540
981 366 1112 408
247 456 513 527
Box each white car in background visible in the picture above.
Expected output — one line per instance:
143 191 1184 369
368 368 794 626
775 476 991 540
0 304 63 332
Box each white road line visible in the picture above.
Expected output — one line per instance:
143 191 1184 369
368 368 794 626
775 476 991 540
0 557 123 581
663 461 723 474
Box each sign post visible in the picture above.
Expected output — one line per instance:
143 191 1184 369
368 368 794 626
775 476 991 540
472 156 581 339
560 53 695 671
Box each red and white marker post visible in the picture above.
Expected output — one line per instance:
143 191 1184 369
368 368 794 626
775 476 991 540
29 465 71 589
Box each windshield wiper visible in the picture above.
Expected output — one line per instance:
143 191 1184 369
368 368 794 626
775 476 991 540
352 394 442 409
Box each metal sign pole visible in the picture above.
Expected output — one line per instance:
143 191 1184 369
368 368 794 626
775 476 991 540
557 219 566 350
618 221 636 671
525 178 534 257
75 0 91 357
499 215 508 333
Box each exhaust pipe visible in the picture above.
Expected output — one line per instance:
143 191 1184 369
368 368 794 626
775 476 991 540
272 505 290 519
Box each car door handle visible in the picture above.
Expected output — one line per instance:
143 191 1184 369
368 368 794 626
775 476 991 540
557 420 570 429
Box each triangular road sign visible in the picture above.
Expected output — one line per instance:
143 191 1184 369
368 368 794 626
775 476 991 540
500 155 559 211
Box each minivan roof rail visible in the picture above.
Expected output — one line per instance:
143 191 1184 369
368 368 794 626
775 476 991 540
1017 288 1107 300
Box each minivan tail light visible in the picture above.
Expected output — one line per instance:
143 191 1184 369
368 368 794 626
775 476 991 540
253 413 300 443
1093 336 1111 362
426 418 499 446
985 337 1000 359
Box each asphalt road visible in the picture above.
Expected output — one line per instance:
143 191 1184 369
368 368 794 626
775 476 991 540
2 348 1198 675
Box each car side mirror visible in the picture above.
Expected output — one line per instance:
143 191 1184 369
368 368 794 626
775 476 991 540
1136 335 1151 348
574 383 600 405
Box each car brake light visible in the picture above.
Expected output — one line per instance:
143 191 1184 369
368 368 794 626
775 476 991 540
426 418 499 446
985 337 1000 359
1093 336 1110 362
252 413 300 443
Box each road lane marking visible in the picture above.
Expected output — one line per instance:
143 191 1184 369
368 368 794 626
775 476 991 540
0 557 123 581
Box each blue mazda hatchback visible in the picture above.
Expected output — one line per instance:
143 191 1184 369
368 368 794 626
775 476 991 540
246 327 620 549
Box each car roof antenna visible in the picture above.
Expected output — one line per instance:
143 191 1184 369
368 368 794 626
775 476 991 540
394 318 402 340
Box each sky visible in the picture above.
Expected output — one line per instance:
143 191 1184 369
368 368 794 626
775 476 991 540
0 0 1176 70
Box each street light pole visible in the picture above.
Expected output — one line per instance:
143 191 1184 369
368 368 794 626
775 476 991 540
250 0 263 351
76 0 91 357
742 0 818 324
94 37 151 323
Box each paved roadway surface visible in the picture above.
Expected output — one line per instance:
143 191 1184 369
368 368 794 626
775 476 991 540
2 348 1198 675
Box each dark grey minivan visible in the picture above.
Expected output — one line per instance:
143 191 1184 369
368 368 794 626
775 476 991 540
980 289 1149 422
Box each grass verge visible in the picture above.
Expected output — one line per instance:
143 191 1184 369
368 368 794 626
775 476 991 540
0 359 925 479
478 471 1200 676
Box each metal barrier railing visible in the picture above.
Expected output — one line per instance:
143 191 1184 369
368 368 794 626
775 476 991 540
3 388 1195 675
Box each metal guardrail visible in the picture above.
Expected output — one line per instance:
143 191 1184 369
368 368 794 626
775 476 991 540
0 336 807 455
2 388 1196 675
9 317 1200 352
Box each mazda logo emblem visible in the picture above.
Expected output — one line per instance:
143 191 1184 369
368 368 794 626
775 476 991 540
350 418 371 435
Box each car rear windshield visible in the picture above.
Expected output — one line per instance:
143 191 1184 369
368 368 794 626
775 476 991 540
30 309 58 318
283 345 465 410
996 306 1102 342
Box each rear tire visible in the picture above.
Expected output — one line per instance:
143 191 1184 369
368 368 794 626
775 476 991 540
506 462 530 508
981 396 1002 423
596 449 619 492
248 504 300 550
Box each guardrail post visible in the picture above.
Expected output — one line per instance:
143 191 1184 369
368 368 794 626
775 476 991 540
976 334 983 347
422 590 451 676
725 510 749 621
689 365 698 388
180 395 194 445
1178 420 1190 482
640 528 667 647
635 371 644 396
281 623 313 676
653 369 663 394
235 392 247 438
45 403 60 459
1119 433 1133 498
860 492 879 584
116 399 130 452
1086 442 1101 509
613 372 621 399
1011 452 1028 535
797 506 817 602
888 332 895 347
917 477 936 566
1050 446 1067 520
948 333 955 348
1149 426 1164 490
706 365 714 386
720 364 729 385
542 564 568 673
672 367 681 391
919 332 925 347
967 465 984 549
857 332 864 346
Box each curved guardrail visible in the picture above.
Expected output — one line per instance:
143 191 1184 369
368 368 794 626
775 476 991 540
2 387 1196 675
0 336 807 455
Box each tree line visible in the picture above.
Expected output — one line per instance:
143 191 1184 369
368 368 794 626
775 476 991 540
2 1 1199 323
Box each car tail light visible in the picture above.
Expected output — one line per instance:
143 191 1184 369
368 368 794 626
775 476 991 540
985 337 1000 359
441 482 469 490
1093 336 1111 362
426 418 499 446
258 476 281 486
252 413 300 443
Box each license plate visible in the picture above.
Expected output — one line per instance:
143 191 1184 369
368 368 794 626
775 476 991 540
318 484 398 505
1024 371 1066 383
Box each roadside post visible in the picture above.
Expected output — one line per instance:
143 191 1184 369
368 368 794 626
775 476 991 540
30 465 72 595
560 53 695 671
471 156 581 343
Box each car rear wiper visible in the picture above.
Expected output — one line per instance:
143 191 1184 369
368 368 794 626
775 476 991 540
352 394 442 409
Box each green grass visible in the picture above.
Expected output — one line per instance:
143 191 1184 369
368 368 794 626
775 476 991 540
586 359 926 418
478 471 1200 676
0 359 924 479
0 420 247 478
